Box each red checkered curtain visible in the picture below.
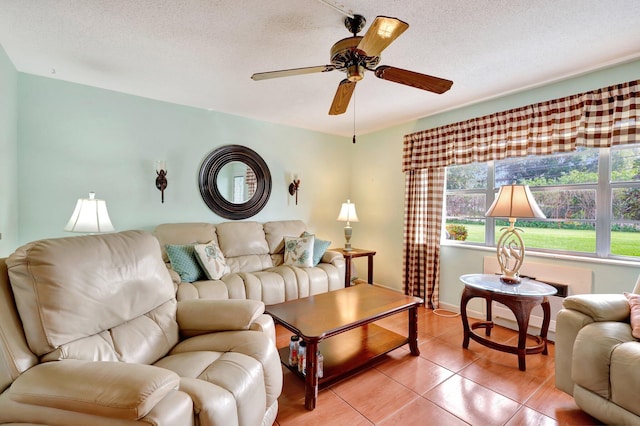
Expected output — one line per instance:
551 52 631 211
402 79 639 305
403 168 444 308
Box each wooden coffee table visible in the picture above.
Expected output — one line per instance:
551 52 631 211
265 284 423 410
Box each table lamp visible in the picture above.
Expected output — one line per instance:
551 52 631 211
64 192 115 234
485 184 545 283
337 199 359 252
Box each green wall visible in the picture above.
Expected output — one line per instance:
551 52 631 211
16 75 353 246
0 46 17 257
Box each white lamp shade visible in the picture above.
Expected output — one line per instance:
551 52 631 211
485 184 546 219
337 199 359 222
64 192 115 233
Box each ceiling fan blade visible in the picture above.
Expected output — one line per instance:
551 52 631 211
375 65 453 94
329 79 356 115
251 65 335 81
356 16 409 57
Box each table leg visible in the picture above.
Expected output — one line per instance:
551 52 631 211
503 297 540 371
304 340 319 410
540 298 551 355
408 306 420 355
367 254 373 284
485 295 493 336
460 287 473 349
345 258 352 287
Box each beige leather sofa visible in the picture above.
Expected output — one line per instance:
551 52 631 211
555 276 640 424
154 220 346 304
0 230 282 425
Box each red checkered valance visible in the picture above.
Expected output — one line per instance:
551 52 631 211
403 79 639 171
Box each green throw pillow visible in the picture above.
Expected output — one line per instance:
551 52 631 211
165 244 205 282
303 232 331 266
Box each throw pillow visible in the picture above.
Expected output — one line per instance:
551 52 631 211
624 292 640 339
165 244 205 282
194 240 229 280
284 235 314 268
302 231 331 266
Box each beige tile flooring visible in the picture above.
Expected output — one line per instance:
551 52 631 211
274 305 602 425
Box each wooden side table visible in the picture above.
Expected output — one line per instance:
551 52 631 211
330 248 376 287
459 274 557 371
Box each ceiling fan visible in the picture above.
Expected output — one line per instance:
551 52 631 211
251 14 453 116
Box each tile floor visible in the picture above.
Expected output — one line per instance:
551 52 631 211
273 305 602 425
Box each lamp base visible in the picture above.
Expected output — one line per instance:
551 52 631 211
499 274 521 285
343 225 353 252
496 224 525 285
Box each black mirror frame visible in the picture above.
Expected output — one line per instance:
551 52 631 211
198 145 272 220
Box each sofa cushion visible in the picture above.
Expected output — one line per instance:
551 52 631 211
194 240 229 280
154 222 218 263
216 221 269 258
6 231 177 358
157 349 266 426
166 244 206 282
284 235 314 268
264 220 306 254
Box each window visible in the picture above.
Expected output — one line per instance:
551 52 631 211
444 144 640 259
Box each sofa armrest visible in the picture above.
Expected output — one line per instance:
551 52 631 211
562 294 630 322
177 299 265 337
322 250 344 265
7 359 179 420
167 267 182 285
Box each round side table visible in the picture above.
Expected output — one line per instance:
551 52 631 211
459 273 557 371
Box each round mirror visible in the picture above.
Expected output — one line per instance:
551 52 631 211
215 161 257 203
199 145 271 220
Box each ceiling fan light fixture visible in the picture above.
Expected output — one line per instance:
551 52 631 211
347 64 365 82
377 21 399 38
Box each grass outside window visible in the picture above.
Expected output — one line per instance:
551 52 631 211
448 223 640 257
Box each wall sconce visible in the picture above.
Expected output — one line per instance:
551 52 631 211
156 161 167 203
288 174 300 205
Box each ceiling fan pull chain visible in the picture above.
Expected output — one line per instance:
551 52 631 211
352 88 357 144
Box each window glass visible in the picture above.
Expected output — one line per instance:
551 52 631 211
445 193 485 243
444 143 639 260
493 188 596 253
611 188 640 256
611 144 640 182
496 148 598 187
446 163 487 190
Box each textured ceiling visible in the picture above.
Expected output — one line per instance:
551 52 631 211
1 0 639 136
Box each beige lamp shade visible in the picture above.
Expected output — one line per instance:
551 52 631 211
64 192 115 233
485 184 546 219
337 199 359 223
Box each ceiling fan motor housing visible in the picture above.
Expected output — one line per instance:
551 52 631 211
330 36 380 77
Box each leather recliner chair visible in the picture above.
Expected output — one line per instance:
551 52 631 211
0 230 282 425
555 275 640 424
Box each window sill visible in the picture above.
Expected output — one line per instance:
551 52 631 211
440 240 640 268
